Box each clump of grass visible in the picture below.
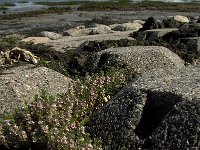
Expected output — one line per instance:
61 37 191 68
0 67 135 149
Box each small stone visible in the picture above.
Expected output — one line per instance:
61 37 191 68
174 15 189 23
40 31 62 40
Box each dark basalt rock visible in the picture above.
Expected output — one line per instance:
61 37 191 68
86 67 200 149
86 88 147 149
180 37 200 55
20 43 71 76
163 18 181 28
162 24 200 43
189 16 199 24
139 17 164 31
148 99 200 150
80 39 137 52
68 53 87 76
162 30 183 42
197 17 200 23
133 28 179 41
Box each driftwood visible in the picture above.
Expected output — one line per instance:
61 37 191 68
0 47 38 65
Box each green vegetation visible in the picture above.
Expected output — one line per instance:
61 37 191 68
0 2 15 11
0 7 72 20
78 1 132 11
1 1 200 20
0 66 135 149
35 1 90 6
18 1 29 3
0 36 20 52
78 1 200 12
0 2 15 13
0 30 200 148
35 0 132 6
0 2 15 7
0 7 7 11
33 0 200 12
0 37 137 149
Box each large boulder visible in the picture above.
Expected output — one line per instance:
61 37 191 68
86 66 200 149
109 22 143 31
40 31 62 40
149 99 200 150
131 66 200 99
0 65 73 115
95 46 184 73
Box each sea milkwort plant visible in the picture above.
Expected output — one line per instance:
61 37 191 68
0 67 135 149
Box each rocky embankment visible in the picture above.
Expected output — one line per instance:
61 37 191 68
0 15 200 149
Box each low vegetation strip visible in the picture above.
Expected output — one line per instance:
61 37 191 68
0 67 135 149
1 1 200 20
36 0 200 12
34 1 91 6
0 2 16 7
34 0 132 6
78 1 200 12
0 7 72 20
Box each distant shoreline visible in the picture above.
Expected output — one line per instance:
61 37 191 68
1 0 200 16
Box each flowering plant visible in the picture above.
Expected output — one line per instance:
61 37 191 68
0 67 135 149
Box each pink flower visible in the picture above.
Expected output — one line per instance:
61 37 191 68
69 139 75 148
61 136 68 145
70 122 76 129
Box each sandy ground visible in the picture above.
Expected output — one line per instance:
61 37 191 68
0 10 199 36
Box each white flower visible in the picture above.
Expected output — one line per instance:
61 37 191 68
103 97 108 102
